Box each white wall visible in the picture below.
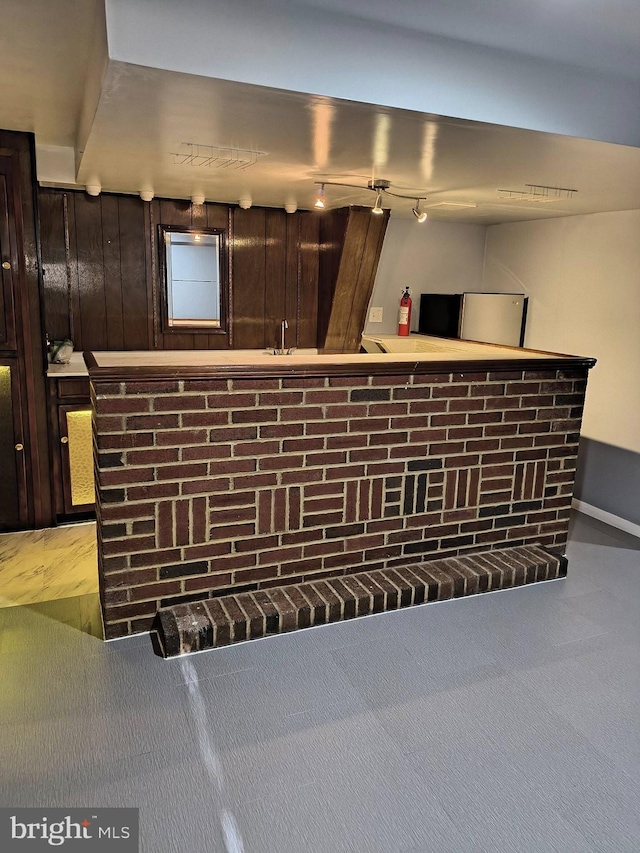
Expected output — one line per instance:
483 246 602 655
482 210 640 454
364 218 487 335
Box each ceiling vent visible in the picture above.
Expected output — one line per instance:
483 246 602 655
425 201 477 210
172 143 266 170
497 184 577 203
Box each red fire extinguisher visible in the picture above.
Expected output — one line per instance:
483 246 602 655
398 286 412 336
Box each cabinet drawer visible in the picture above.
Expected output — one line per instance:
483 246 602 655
57 378 90 399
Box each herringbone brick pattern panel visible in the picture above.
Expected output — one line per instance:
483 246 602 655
92 366 587 638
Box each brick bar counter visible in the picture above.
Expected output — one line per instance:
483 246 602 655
86 340 595 640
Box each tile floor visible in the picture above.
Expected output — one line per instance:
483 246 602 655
0 521 98 607
0 511 638 852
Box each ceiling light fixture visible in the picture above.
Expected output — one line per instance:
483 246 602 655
284 202 297 214
238 197 252 209
314 178 427 220
139 190 154 202
85 184 101 197
412 200 428 223
191 194 205 205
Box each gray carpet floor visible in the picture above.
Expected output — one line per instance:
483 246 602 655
1 511 638 852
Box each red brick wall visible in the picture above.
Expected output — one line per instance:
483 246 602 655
92 366 588 638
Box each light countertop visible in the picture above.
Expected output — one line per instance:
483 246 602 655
85 337 596 381
46 352 89 378
87 337 572 370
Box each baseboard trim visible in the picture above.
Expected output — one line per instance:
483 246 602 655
104 630 152 643
572 499 640 540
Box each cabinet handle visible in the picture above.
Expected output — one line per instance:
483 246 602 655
2 261 10 270
15 443 24 451
61 436 69 444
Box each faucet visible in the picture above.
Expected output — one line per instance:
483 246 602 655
267 319 296 355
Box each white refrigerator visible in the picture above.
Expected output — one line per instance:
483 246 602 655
460 292 527 347
418 292 528 347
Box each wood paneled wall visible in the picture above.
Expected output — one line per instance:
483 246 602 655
318 206 390 353
0 131 52 528
39 189 320 352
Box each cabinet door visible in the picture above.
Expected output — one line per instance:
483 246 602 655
57 404 95 516
0 170 17 350
0 359 27 529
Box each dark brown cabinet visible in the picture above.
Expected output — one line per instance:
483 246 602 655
0 131 52 530
0 169 18 351
0 151 25 530
0 357 27 530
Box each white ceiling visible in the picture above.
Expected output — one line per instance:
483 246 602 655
72 62 640 224
2 0 640 224
0 0 103 146
291 0 640 79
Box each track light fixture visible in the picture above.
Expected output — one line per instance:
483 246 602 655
314 178 427 220
412 200 428 223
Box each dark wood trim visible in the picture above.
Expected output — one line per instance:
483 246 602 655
144 198 157 349
83 350 99 371
47 377 64 519
23 143 55 527
87 353 596 383
157 223 230 339
0 168 18 350
227 205 234 348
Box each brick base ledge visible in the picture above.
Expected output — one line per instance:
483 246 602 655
155 544 567 658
